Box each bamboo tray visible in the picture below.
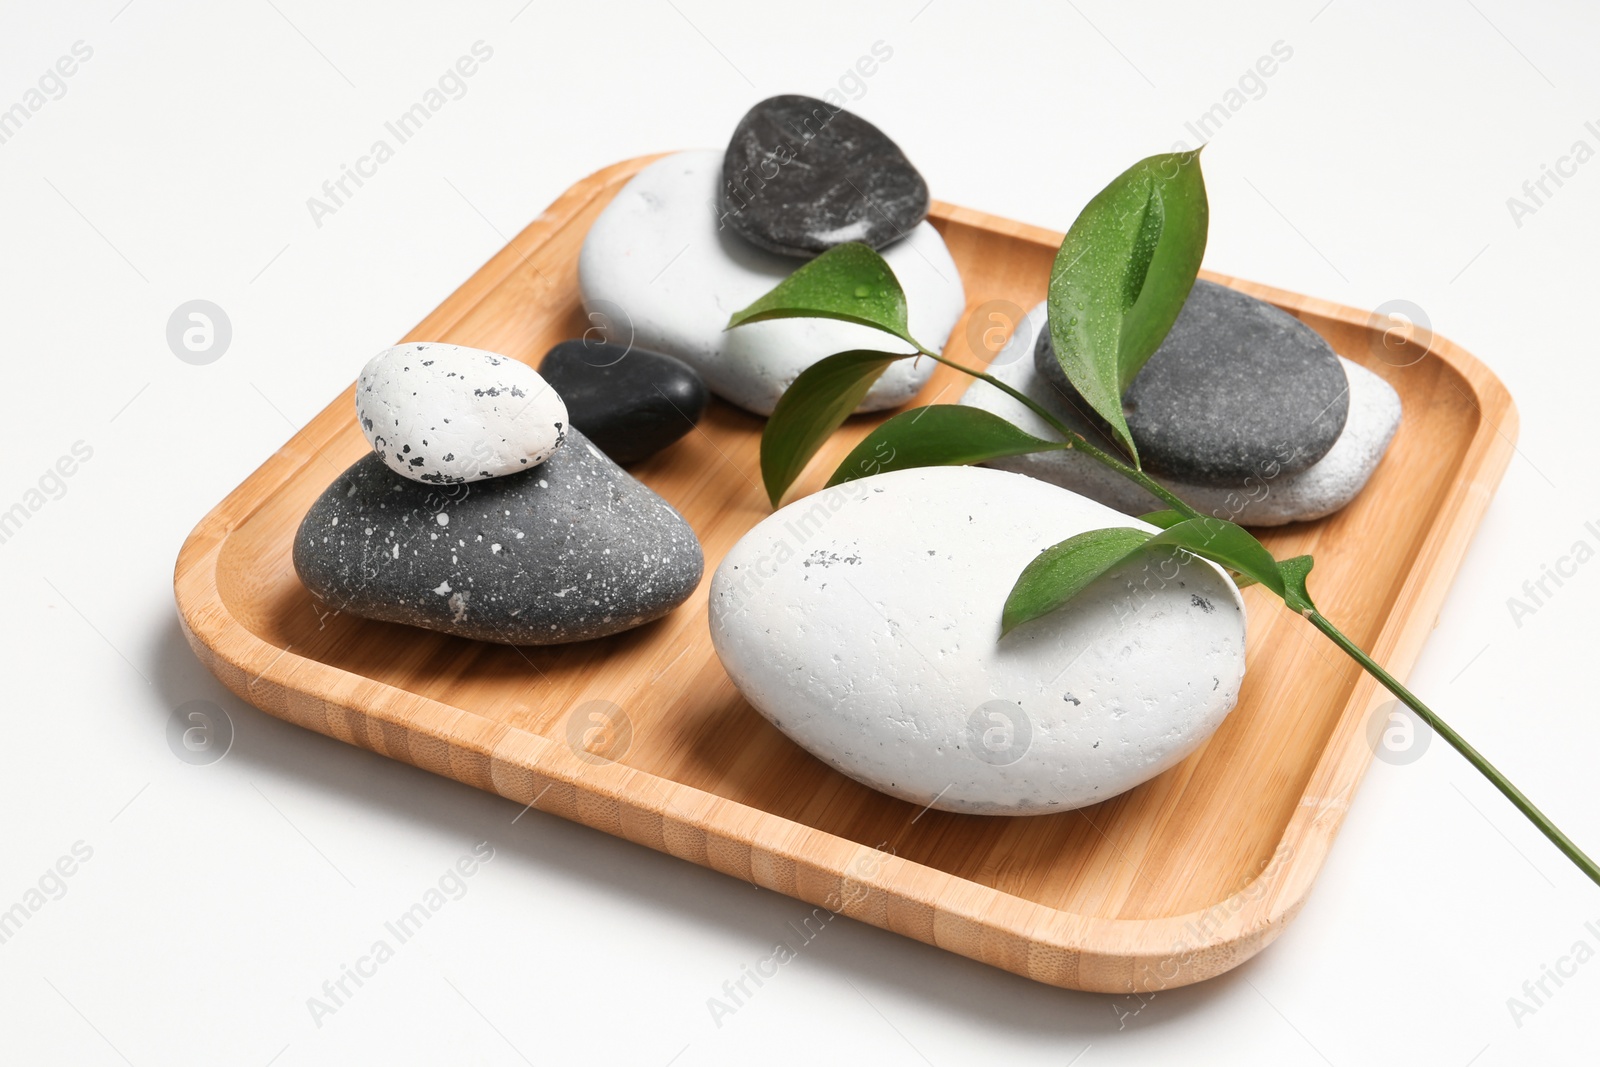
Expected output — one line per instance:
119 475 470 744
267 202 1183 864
174 153 1515 993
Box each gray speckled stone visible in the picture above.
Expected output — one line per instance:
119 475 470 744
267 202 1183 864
292 428 703 644
1035 280 1349 484
719 94 929 258
963 301 1402 527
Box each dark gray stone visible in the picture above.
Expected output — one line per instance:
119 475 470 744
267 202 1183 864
292 428 703 645
1034 280 1349 484
719 94 929 258
539 339 708 465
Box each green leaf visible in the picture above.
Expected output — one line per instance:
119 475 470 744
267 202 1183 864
1136 512 1304 593
1047 151 1208 464
826 406 1066 488
759 350 905 506
1146 517 1285 597
1115 154 1209 392
1001 515 1285 634
726 242 914 344
1001 527 1154 635
1137 509 1186 529
1278 554 1317 614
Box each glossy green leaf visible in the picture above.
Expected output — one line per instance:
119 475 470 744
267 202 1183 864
1278 554 1317 614
1001 527 1154 635
1002 515 1285 634
826 406 1066 488
759 350 905 506
1047 151 1208 464
1115 154 1209 391
1145 516 1285 597
726 242 914 343
1137 509 1186 529
1135 510 1302 592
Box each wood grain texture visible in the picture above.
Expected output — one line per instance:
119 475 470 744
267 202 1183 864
173 154 1517 992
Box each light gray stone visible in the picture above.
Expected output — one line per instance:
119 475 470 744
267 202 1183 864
578 150 964 416
709 466 1247 815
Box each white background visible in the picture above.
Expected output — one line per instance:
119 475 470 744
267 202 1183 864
2 1 1597 1063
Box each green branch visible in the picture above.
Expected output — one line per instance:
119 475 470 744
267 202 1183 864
921 344 1599 888
723 218 1596 890
1308 611 1600 887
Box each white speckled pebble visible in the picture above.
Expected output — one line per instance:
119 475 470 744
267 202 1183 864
356 343 568 485
709 466 1247 815
958 301 1403 526
578 150 966 416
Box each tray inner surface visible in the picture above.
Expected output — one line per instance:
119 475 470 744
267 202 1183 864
213 184 1483 923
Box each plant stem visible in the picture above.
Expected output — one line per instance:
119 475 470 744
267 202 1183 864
1308 611 1600 887
917 347 1199 519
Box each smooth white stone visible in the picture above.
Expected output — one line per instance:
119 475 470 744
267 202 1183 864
577 150 966 416
356 343 567 484
709 466 1247 815
958 301 1403 525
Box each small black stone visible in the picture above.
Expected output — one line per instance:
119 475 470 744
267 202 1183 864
539 340 708 465
1034 281 1349 485
292 427 703 645
719 94 930 258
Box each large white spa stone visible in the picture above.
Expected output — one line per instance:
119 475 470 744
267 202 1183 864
958 301 1402 526
708 466 1247 815
577 150 966 416
356 343 567 485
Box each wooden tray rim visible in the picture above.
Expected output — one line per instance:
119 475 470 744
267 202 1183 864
173 153 1518 993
